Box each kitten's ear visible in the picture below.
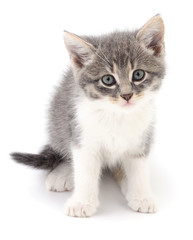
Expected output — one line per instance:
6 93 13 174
63 31 95 69
136 15 165 56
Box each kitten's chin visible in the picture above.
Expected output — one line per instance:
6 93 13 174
105 93 154 112
116 99 136 108
120 102 137 112
122 101 133 107
113 98 152 112
108 97 140 110
108 100 136 112
119 92 155 110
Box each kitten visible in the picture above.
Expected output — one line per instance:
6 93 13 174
11 14 166 217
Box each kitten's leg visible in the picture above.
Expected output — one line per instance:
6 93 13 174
64 147 101 217
121 157 157 213
112 164 128 196
45 162 73 192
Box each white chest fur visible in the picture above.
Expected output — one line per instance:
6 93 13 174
75 98 154 166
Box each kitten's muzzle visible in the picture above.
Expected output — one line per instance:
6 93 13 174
120 93 133 102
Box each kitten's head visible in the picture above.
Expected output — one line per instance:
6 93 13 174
63 15 165 109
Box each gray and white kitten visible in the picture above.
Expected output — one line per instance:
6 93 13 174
11 15 166 217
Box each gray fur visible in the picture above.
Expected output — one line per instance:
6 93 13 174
11 19 165 169
11 145 63 169
49 30 165 157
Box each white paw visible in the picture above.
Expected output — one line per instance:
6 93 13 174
64 198 99 217
128 197 157 213
45 171 73 192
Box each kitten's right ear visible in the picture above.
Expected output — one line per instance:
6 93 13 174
63 31 95 69
136 15 165 56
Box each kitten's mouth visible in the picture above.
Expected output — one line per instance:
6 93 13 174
113 98 134 108
109 97 135 107
123 101 132 107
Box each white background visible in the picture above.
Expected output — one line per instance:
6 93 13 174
0 0 193 239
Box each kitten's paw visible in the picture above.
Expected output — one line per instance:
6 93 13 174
45 171 73 192
64 198 99 217
128 197 157 213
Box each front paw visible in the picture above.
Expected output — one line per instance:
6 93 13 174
128 196 157 213
64 198 99 217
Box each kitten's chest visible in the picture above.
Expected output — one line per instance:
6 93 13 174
75 99 154 162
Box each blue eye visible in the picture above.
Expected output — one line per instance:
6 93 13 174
101 75 116 86
132 70 145 82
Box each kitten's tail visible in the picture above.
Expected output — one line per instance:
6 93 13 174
10 145 63 170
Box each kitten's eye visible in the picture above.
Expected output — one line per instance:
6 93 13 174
101 75 116 86
132 70 145 82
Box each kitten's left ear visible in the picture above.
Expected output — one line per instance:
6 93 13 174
63 31 95 69
136 14 165 56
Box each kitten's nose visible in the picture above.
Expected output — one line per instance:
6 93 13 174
120 93 133 102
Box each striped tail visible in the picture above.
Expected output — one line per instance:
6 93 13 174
10 145 63 170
